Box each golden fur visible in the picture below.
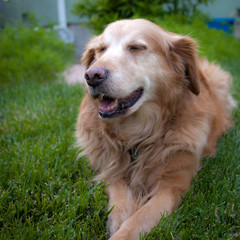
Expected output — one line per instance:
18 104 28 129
76 19 235 239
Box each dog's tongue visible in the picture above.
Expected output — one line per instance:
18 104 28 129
99 96 118 112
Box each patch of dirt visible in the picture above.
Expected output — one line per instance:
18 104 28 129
64 64 85 85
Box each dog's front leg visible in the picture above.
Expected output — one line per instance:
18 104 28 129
109 151 199 240
106 180 136 236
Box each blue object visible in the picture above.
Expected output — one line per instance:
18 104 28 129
208 18 236 33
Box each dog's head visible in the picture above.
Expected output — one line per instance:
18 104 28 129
82 19 200 119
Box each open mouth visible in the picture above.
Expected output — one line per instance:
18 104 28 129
98 88 144 118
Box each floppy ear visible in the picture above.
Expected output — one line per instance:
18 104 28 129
81 48 95 69
168 36 200 95
81 36 99 69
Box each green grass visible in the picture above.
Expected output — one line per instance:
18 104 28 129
0 20 240 239
0 81 109 239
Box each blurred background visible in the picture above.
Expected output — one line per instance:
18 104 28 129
1 0 240 58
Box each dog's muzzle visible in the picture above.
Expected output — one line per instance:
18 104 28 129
84 66 144 118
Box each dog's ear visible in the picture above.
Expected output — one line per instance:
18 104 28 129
81 36 99 69
168 36 200 95
81 48 95 69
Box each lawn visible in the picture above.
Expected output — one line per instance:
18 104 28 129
0 20 239 239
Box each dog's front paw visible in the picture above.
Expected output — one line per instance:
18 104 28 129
109 223 140 240
109 229 130 240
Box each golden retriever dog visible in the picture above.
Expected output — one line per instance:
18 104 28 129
76 19 235 239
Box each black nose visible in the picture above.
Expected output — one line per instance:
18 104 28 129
84 66 108 87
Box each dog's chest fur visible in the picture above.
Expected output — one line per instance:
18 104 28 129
101 117 169 198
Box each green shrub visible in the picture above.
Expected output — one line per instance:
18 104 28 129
0 24 75 86
72 0 214 33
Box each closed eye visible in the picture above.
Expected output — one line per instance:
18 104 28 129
128 44 147 52
96 46 107 53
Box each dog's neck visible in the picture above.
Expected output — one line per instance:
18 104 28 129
100 101 174 153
